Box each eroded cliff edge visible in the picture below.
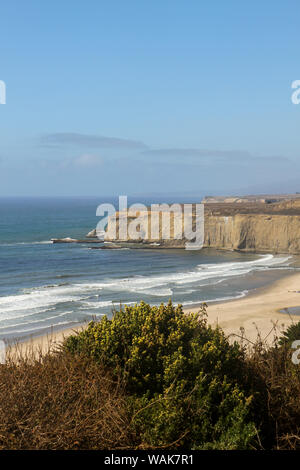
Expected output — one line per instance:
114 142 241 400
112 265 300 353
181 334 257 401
204 213 300 253
103 198 300 254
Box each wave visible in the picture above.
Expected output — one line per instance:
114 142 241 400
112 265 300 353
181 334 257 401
0 311 73 331
74 254 291 293
80 300 137 309
81 290 249 312
181 290 249 306
0 241 53 246
2 320 72 336
0 254 291 316
0 253 292 337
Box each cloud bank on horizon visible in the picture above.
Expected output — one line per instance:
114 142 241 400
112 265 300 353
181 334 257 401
1 131 298 197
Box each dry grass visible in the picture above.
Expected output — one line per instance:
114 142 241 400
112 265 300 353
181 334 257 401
248 343 300 449
0 349 134 450
227 322 300 450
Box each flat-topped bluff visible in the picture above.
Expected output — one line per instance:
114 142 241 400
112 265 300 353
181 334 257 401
102 197 300 254
51 195 300 254
202 193 300 204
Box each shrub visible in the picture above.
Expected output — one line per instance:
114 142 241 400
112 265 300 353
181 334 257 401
65 300 258 449
2 303 299 450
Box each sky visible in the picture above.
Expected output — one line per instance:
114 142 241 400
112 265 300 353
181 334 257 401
0 0 300 197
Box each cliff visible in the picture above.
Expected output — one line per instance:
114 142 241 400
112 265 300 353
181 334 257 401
102 199 300 254
204 213 300 253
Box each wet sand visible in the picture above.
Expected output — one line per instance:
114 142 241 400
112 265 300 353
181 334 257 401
186 272 300 343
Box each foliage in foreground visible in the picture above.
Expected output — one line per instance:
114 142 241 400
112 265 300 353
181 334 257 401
278 320 300 346
0 304 299 450
65 301 258 449
248 324 300 450
0 352 132 450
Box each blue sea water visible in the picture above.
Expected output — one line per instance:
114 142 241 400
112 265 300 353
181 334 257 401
0 197 297 342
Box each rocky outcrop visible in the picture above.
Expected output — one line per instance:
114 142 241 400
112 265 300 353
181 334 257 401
51 237 103 244
86 229 97 238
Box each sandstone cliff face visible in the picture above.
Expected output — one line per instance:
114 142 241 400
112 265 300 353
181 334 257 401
103 208 300 254
104 210 188 247
204 214 300 253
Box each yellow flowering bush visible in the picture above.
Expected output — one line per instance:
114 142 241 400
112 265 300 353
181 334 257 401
65 300 257 449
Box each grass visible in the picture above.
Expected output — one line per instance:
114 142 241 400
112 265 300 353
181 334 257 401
0 350 134 450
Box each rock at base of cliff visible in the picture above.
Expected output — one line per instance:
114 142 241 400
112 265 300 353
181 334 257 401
86 229 97 238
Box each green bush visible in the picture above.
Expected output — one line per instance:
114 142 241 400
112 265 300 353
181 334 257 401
65 301 258 449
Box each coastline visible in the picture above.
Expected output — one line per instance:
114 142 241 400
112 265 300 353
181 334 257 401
8 271 300 357
186 271 300 343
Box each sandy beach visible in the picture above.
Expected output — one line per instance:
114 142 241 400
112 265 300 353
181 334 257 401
8 271 300 357
187 271 300 344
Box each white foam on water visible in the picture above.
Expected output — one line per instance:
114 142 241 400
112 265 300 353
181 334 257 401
0 254 292 336
0 241 53 246
175 254 292 285
0 311 74 331
0 306 57 322
80 300 137 309
133 287 173 297
80 300 117 308
181 290 249 306
4 320 72 335
0 291 78 315
72 254 291 292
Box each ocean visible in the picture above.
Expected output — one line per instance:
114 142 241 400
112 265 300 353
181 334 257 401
0 197 298 342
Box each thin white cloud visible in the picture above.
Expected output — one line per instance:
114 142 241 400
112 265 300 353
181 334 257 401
143 148 252 159
72 154 103 168
39 132 148 150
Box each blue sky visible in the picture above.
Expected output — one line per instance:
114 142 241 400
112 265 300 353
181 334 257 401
0 0 300 197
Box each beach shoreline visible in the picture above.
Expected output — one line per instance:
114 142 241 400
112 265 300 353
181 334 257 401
186 271 300 343
7 270 300 357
